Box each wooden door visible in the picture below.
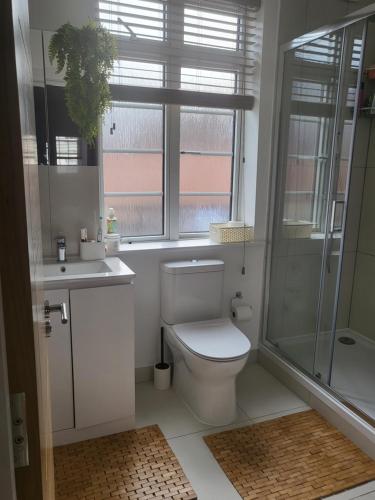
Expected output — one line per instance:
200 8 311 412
0 0 55 498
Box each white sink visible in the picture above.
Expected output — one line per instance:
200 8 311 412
43 261 112 277
42 257 135 290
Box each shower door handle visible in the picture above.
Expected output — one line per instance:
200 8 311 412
329 200 345 234
327 200 345 273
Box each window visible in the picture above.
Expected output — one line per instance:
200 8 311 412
56 136 82 166
102 103 164 237
179 107 235 233
102 102 237 238
99 0 259 240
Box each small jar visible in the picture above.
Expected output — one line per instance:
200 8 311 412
105 233 120 255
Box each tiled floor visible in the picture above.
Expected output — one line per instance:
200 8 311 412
135 363 375 500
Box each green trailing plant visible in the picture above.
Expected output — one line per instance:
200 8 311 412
49 22 116 145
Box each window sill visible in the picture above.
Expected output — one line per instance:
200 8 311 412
115 238 265 254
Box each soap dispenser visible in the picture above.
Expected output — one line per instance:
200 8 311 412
106 207 118 234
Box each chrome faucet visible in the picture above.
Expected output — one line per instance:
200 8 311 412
56 236 66 262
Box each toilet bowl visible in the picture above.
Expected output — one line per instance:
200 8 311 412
163 318 250 426
160 259 251 426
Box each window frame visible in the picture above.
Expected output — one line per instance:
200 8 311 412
98 0 248 241
99 103 242 242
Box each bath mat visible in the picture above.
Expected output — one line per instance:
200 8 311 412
54 425 197 500
204 409 375 500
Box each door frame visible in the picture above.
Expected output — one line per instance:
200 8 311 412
0 277 17 500
0 0 55 497
261 5 375 427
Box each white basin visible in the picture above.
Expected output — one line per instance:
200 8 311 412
43 261 112 277
42 257 135 290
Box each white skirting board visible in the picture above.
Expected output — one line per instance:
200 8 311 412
259 346 375 460
52 415 135 447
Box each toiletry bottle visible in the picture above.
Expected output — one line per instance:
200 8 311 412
106 208 118 234
80 228 88 242
97 217 103 242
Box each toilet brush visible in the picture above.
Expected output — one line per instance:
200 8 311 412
154 327 171 390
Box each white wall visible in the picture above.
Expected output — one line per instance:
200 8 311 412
278 0 375 44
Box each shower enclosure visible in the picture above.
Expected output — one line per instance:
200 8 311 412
264 11 375 424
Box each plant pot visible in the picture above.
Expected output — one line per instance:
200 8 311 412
154 363 171 390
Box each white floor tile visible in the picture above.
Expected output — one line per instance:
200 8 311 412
168 406 315 500
135 364 370 500
326 481 375 499
355 492 375 500
168 431 242 500
237 363 309 419
135 381 248 439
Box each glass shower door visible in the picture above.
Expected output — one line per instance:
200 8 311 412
266 29 345 375
313 21 366 384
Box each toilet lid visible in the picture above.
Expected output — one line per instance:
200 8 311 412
172 318 251 361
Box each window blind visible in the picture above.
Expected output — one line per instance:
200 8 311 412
98 0 260 109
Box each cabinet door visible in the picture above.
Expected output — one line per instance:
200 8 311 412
45 289 74 432
70 284 135 429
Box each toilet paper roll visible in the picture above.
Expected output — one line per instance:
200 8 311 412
232 304 252 321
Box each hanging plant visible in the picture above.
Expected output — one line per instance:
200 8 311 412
49 21 117 145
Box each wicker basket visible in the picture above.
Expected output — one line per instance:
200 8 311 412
209 223 254 243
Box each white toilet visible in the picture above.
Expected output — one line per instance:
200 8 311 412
160 259 251 426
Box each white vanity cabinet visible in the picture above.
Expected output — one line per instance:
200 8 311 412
70 284 135 430
45 270 135 445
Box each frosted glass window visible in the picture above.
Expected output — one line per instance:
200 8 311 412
179 106 234 233
180 108 234 152
180 195 231 233
103 153 163 193
104 196 163 236
103 103 163 151
102 103 165 237
180 156 232 193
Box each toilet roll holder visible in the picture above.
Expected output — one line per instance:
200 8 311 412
231 291 253 321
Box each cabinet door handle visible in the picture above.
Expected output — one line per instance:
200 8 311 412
44 301 68 324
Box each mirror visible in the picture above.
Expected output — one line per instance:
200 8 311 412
31 29 100 257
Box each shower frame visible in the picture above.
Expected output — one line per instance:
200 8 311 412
262 7 375 428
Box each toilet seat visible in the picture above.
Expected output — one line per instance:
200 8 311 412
172 318 251 362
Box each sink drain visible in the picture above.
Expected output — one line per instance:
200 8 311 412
338 336 356 345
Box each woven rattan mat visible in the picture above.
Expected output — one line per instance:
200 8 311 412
54 424 197 500
204 409 375 500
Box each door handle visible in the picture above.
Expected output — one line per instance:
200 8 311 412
44 300 68 324
330 200 345 234
327 200 345 273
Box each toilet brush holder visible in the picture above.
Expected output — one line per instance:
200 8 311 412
154 362 171 390
154 326 171 390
